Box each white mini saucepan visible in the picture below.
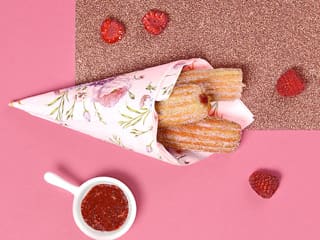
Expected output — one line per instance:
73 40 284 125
44 172 136 240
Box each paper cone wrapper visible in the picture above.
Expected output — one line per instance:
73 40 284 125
11 58 254 165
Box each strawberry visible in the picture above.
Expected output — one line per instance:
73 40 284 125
101 18 125 44
276 69 305 96
142 10 168 35
249 170 280 199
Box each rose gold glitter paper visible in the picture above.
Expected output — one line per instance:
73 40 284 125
76 0 320 129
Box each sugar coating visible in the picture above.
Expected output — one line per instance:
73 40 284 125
76 0 320 129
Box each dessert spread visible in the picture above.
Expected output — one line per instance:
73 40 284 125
10 58 254 165
81 184 129 231
76 1 320 129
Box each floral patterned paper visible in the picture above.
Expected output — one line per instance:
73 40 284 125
11 58 254 165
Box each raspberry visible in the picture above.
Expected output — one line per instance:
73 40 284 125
142 10 168 35
101 18 125 44
276 69 305 96
249 170 280 199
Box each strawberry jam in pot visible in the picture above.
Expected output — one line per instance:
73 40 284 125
81 184 129 231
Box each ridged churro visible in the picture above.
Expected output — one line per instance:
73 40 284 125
158 118 241 153
155 84 209 127
177 68 244 101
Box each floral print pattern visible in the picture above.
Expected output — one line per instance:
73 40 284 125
12 58 254 165
118 104 150 128
42 59 217 165
92 77 131 107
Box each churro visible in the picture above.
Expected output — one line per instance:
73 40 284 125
177 68 244 101
155 84 209 127
158 118 241 153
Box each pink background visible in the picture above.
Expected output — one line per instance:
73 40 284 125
1 0 320 239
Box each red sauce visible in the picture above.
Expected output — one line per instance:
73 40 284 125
81 184 129 231
199 94 209 104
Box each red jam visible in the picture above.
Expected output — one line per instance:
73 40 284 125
199 94 209 104
81 184 129 231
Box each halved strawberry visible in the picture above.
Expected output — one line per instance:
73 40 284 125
276 69 305 97
142 10 168 35
101 18 125 44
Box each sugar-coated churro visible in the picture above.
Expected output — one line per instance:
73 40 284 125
177 68 244 101
158 117 241 153
155 84 209 127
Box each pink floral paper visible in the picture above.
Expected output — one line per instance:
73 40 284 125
11 58 254 165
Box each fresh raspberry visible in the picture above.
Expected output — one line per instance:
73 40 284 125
276 69 305 96
249 170 280 199
101 18 125 44
142 10 168 35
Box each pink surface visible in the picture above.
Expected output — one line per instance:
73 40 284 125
1 1 320 239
